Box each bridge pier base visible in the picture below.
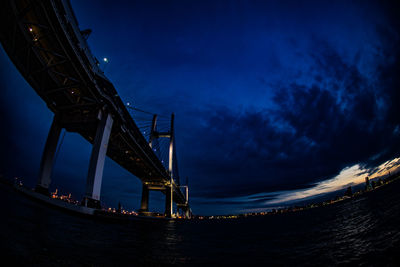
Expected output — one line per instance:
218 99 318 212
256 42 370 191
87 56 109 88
36 115 62 196
139 184 149 212
83 111 113 209
165 185 173 218
185 208 190 219
177 205 191 219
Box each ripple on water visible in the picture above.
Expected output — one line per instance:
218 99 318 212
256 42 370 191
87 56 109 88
1 180 400 266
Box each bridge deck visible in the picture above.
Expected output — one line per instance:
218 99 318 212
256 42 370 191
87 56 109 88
0 0 187 205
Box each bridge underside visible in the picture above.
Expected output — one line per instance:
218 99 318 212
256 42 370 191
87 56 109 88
0 0 189 215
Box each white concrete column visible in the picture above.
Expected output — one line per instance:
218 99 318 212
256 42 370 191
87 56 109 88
185 186 189 205
168 113 174 179
36 114 62 195
185 208 190 219
139 184 149 212
85 111 113 202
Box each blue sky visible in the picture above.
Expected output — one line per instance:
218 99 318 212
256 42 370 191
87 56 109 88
1 0 400 215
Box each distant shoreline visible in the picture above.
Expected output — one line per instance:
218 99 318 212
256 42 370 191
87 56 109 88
2 172 399 222
194 173 400 220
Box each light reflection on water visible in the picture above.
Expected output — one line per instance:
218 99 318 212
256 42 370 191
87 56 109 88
1 181 400 266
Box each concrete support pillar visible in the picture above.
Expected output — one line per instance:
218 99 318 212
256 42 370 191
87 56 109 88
83 111 113 208
168 113 174 179
185 209 190 219
185 186 189 205
165 185 173 218
139 184 149 212
36 114 62 195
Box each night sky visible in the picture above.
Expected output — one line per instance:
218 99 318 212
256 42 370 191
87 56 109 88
1 0 400 215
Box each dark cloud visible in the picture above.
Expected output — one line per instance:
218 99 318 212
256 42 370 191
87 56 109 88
183 32 400 200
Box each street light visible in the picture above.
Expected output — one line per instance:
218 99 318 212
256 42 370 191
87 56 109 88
103 57 109 71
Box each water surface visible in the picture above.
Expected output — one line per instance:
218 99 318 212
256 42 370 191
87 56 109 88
1 180 400 266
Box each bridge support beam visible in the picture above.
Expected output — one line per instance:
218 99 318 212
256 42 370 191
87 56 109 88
165 185 173 218
139 184 149 212
83 111 113 208
36 115 62 196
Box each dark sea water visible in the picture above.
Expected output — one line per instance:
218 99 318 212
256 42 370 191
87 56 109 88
1 180 400 266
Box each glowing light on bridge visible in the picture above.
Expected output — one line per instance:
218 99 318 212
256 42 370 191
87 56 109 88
103 57 108 63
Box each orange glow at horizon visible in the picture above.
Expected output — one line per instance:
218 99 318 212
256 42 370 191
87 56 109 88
265 157 400 205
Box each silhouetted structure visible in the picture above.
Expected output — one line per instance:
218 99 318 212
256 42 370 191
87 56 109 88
344 186 353 197
365 176 371 190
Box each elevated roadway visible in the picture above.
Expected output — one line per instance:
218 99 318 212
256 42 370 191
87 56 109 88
0 0 190 217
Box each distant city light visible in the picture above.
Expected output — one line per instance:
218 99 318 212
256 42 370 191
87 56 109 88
103 57 108 63
126 102 130 106
29 28 33 32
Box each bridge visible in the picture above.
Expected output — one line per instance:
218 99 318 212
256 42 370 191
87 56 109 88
0 0 191 218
